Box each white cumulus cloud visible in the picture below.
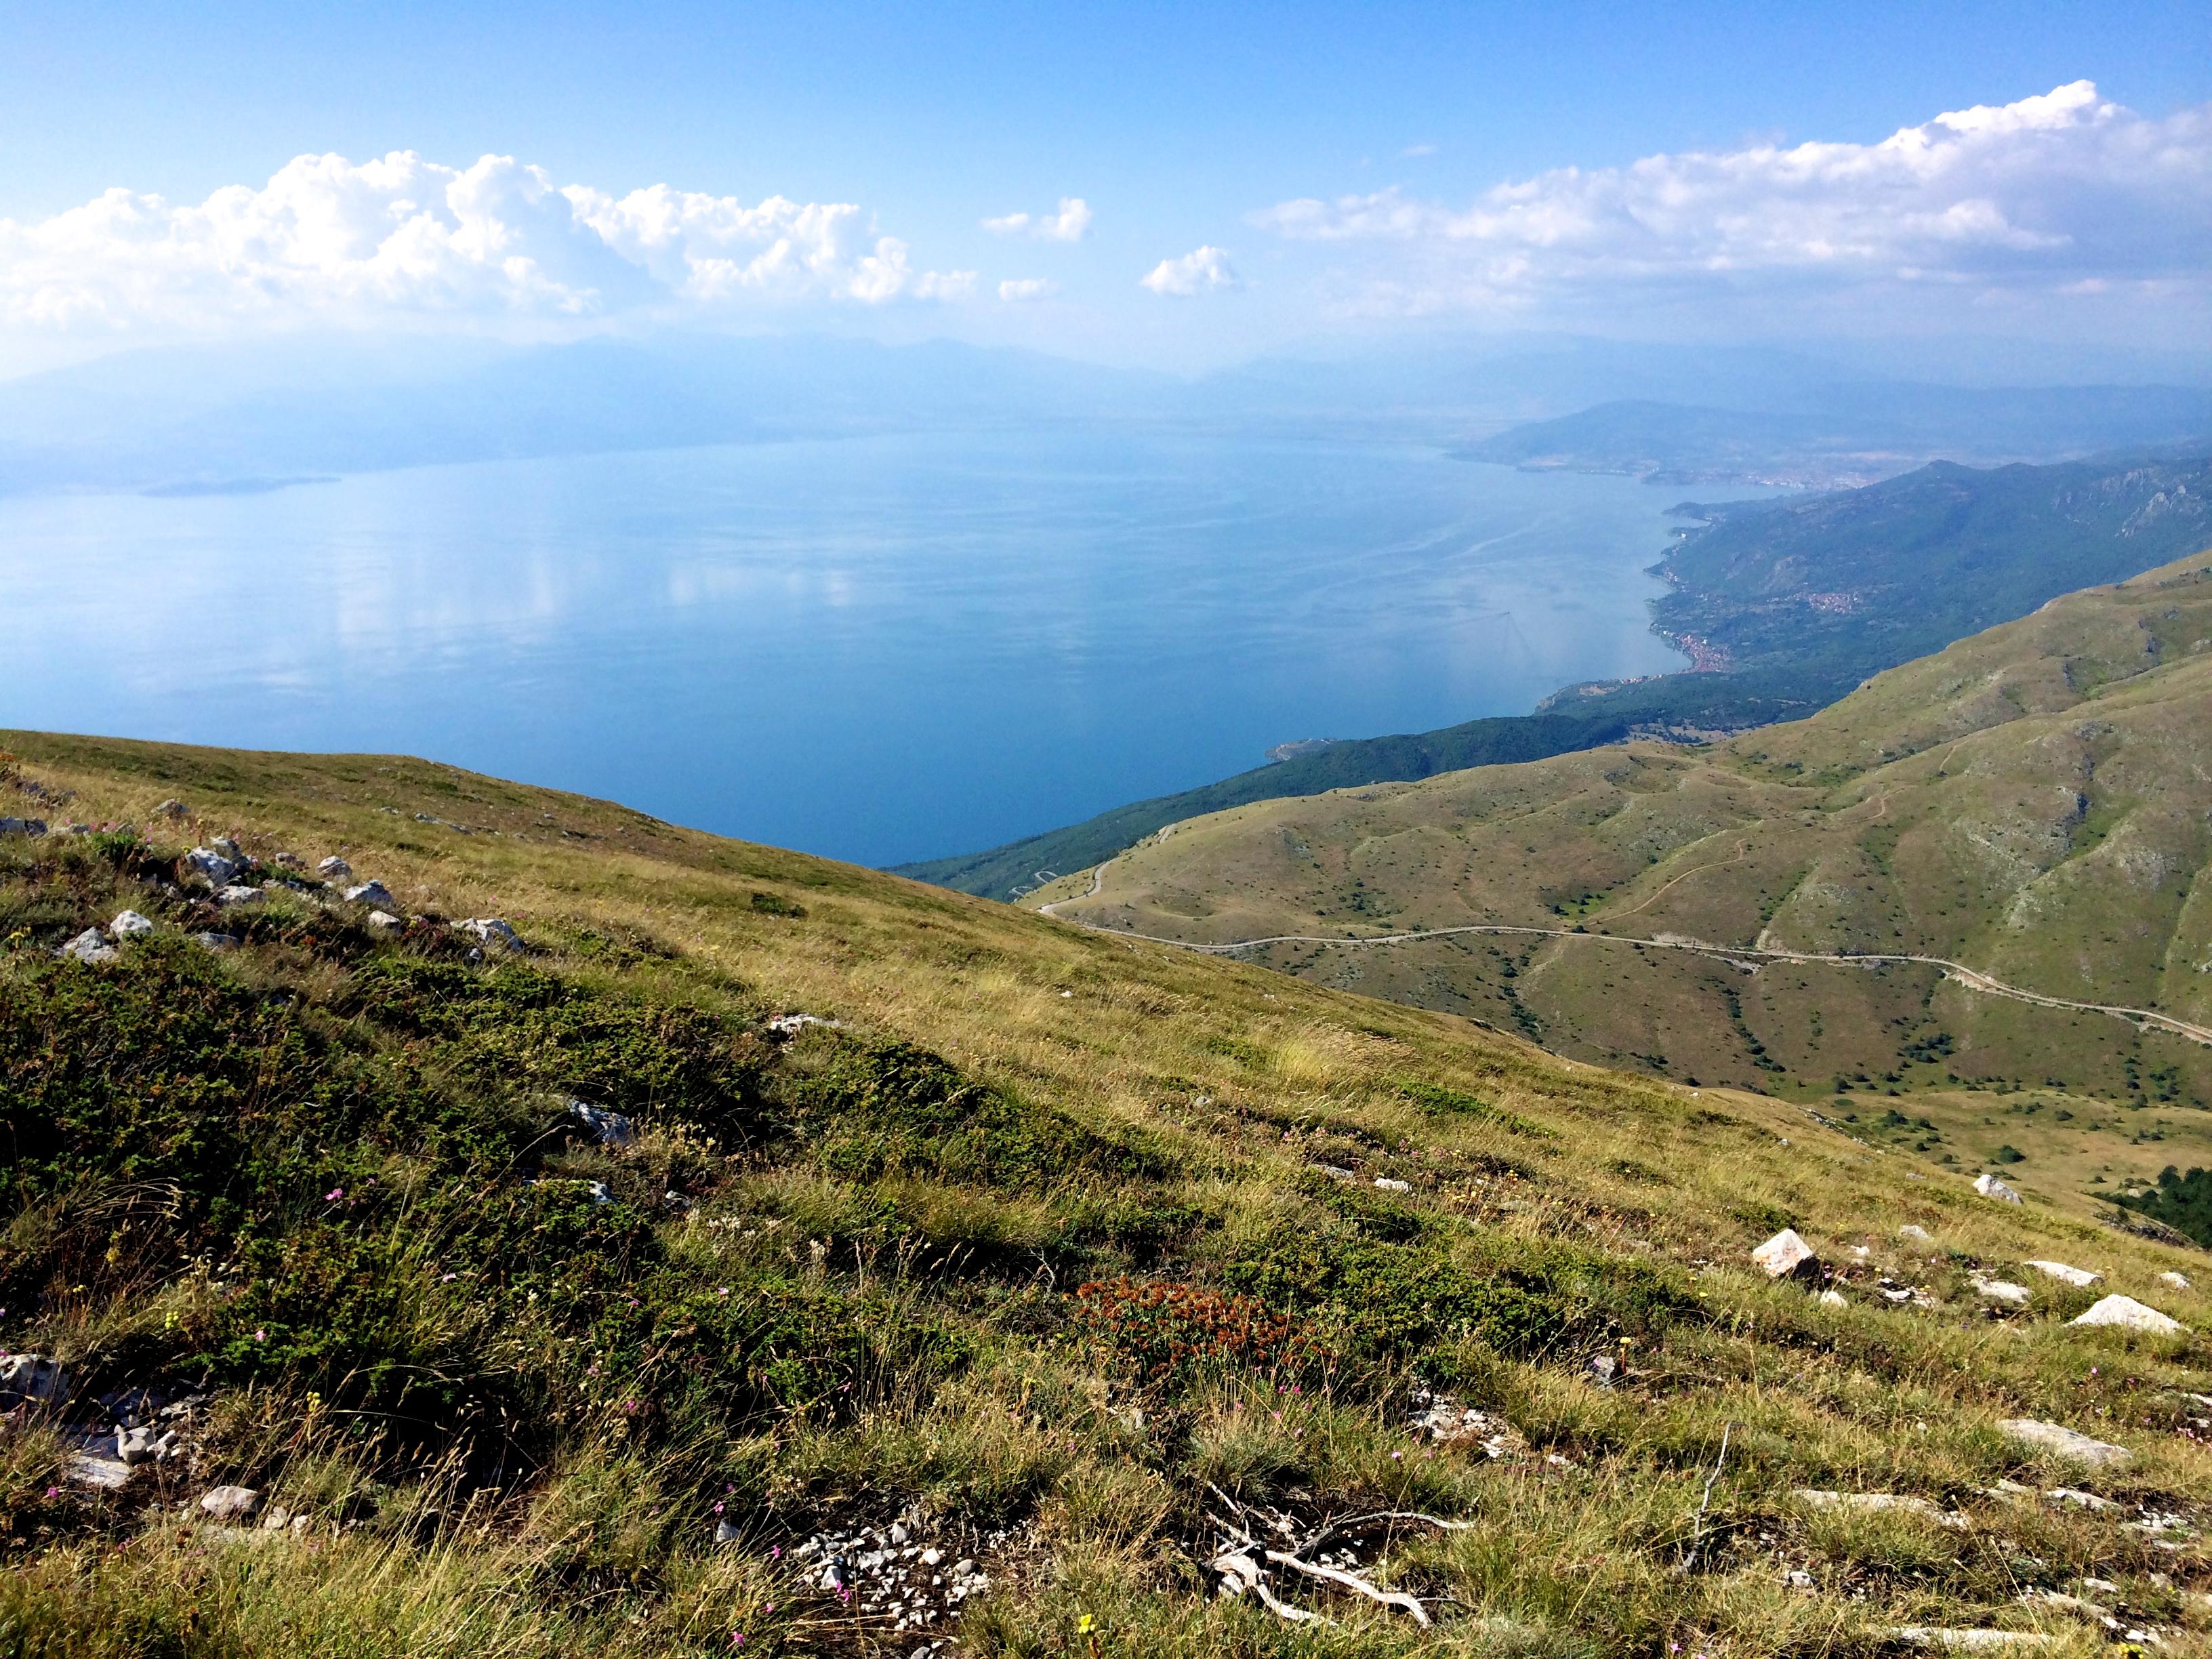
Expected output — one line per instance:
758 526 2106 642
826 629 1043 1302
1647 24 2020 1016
1252 82 2212 313
1139 245 1240 297
0 151 975 332
997 277 1059 302
982 198 1092 241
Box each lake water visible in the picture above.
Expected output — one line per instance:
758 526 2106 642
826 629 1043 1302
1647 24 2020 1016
0 428 1757 866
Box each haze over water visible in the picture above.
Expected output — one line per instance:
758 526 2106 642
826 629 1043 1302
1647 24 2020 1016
1 428 1763 865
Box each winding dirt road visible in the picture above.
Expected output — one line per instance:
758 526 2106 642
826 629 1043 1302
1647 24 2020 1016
1038 878 2212 1049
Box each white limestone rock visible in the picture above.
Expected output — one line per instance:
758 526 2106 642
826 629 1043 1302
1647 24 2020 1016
1998 1418 2132 1468
569 1099 637 1149
0 1352 73 1407
343 881 396 910
2069 1294 2186 1335
2024 1260 2100 1288
365 911 403 932
1752 1228 1821 1284
214 884 264 907
2158 1270 2191 1290
186 848 241 886
1899 1224 1933 1242
1973 1277 2032 1307
110 909 155 940
316 856 353 880
58 928 117 965
1973 1172 2022 1204
460 917 523 951
199 1486 264 1522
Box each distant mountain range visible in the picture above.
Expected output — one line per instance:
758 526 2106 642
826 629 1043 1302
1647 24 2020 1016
1460 388 2212 488
899 450 2212 897
5 329 2209 497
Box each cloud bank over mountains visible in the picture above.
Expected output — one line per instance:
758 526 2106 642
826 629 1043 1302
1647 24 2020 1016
1254 82 2212 317
0 151 976 331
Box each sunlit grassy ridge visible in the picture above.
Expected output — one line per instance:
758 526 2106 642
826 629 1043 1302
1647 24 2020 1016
2 725 2209 1655
1040 555 2212 1186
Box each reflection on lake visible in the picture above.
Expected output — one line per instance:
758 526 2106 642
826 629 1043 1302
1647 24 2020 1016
0 428 1765 865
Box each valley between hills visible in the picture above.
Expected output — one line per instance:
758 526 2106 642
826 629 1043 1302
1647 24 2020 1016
1031 554 2212 1224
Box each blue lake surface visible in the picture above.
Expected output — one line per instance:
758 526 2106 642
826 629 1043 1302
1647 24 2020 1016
0 428 1765 866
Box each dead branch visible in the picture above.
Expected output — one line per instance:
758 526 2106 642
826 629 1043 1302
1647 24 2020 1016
1682 1420 1733 1572
1263 1549 1431 1626
1212 1552 1330 1625
1296 1509 1480 1557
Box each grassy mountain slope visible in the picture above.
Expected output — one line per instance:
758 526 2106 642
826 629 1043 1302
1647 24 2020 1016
5 728 2212 1653
901 454 2212 901
1033 554 2212 1188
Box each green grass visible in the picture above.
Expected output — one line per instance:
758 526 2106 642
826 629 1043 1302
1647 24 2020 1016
0 731 2208 1654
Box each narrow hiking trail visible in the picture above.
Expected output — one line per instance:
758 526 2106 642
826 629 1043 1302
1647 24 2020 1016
1038 880 2212 1049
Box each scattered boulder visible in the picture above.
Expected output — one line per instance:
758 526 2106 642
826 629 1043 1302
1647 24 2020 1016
116 1424 181 1466
767 1012 840 1038
155 799 188 819
1883 1629 2054 1652
2069 1294 2186 1335
568 1099 637 1149
1972 1277 2031 1307
58 928 117 965
208 837 243 861
1752 1228 1821 1284
460 917 523 950
1818 1288 1848 1309
199 1486 264 1523
344 881 396 910
1899 1224 1933 1242
1997 1418 2132 1469
316 855 353 880
195 933 240 951
1373 1176 1411 1193
2024 1260 2100 1288
1586 1355 1618 1389
185 847 241 886
1973 1172 2022 1204
110 909 155 940
365 911 403 933
714 1519 743 1544
0 817 47 837
0 1352 73 1407
1406 1387 1525 1458
2158 1270 2191 1290
214 885 264 907
271 851 306 870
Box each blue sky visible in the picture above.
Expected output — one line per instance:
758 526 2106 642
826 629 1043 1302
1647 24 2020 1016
1 1 2207 372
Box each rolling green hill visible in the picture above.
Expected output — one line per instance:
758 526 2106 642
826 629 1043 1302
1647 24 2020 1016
5 724 2212 1653
902 453 2212 901
1031 554 2212 1206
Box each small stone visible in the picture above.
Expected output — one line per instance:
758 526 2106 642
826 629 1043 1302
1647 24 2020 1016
1796 1490 1961 1525
2024 1260 2100 1288
0 817 45 837
1373 1176 1412 1193
1973 1172 2022 1204
1998 1418 2132 1468
766 1012 838 1038
1752 1228 1821 1283
110 909 155 939
58 928 117 965
1818 1288 1848 1308
366 911 402 932
1899 1225 1933 1242
2069 1293 2186 1334
155 799 188 819
568 1099 636 1148
715 1519 742 1544
261 1504 293 1530
195 932 240 951
2158 1270 2191 1290
1785 1568 1816 1590
215 884 264 907
316 856 353 880
920 1547 943 1566
344 881 396 910
1587 1355 1618 1388
272 851 307 870
199 1486 264 1522
584 1181 613 1205
117 1425 162 1466
209 837 243 861
0 1353 73 1407
2044 1487 2118 1512
1973 1277 2031 1307
460 917 523 950
290 1514 312 1535
186 848 241 886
